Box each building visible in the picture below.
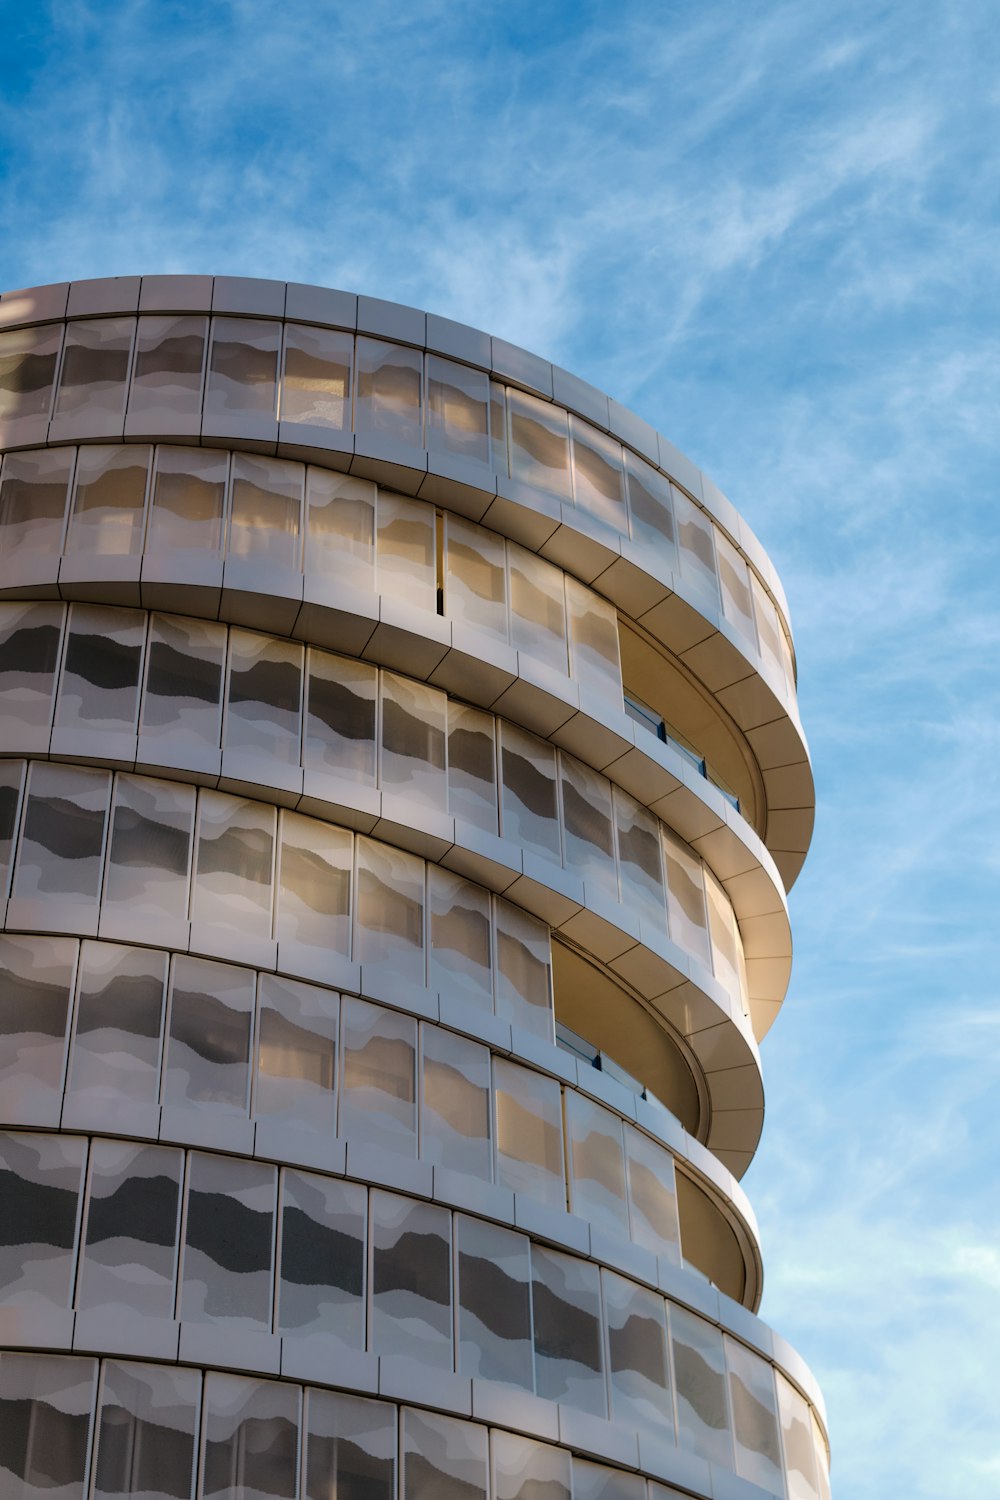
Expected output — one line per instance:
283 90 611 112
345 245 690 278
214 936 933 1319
0 274 826 1499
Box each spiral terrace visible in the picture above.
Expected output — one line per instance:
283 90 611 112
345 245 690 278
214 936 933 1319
0 275 827 1499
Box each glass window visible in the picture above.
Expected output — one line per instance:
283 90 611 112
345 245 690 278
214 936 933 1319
428 868 493 1014
356 337 423 447
277 1170 366 1345
569 416 627 530
508 544 568 675
0 1131 85 1308
715 531 758 648
78 1140 181 1318
228 453 303 570
146 446 227 557
662 830 711 969
180 1153 275 1328
725 1336 784 1495
573 1461 645 1500
304 1390 395 1500
67 942 167 1106
493 1058 564 1208
672 487 720 608
614 788 666 933
0 323 61 425
456 1215 533 1389
0 446 73 563
559 753 617 903
163 955 255 1112
0 1353 96 1500
0 760 22 899
443 515 507 642
401 1407 488 1500
93 1359 200 1500
624 1126 680 1263
811 1411 832 1500
339 998 417 1155
492 1432 571 1500
750 571 787 687
275 811 352 958
55 603 145 731
671 1304 733 1468
224 629 303 766
426 355 490 465
565 1092 628 1235
508 388 571 501
490 381 507 472
604 1271 671 1436
54 316 134 422
531 1245 605 1415
499 723 560 864
205 317 280 419
494 898 552 1039
304 469 376 591
566 576 622 705
421 1024 492 1180
281 323 353 429
705 869 741 1003
201 1372 298 1500
304 649 377 783
354 838 425 987
12 762 110 907
370 1192 452 1366
380 672 447 811
193 791 275 932
624 452 677 563
375 493 436 611
776 1372 821 1500
129 314 207 427
0 935 76 1108
0 601 62 735
103 774 195 926
63 444 150 559
139 614 226 749
447 702 498 831
255 973 338 1133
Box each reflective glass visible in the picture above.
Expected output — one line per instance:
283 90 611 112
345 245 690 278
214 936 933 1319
0 934 76 1106
811 1411 832 1500
104 775 195 924
428 868 493 1014
54 317 134 421
508 545 568 675
275 811 352 957
604 1271 671 1435
500 724 560 864
55 603 145 731
281 323 353 428
380 671 447 811
705 869 741 1003
304 469 376 590
0 446 73 562
427 355 490 464
573 1461 645 1500
64 445 150 558
304 649 377 783
354 838 425 986
489 381 507 473
163 955 254 1111
421 1025 492 1180
224 629 303 765
447 701 498 831
193 792 275 931
671 1304 733 1467
305 1390 395 1500
370 1192 452 1366
12 762 110 906
444 514 507 642
375 493 436 611
565 1092 627 1234
356 337 422 447
180 1154 275 1328
624 1126 680 1262
93 1359 200 1500
493 1058 564 1207
750 571 787 688
494 898 552 1039
559 754 617 902
0 1131 85 1307
201 1373 298 1500
78 1140 181 1318
662 830 711 968
146 446 227 556
624 452 677 562
0 324 61 424
715 530 757 647
401 1407 488 1500
0 760 21 897
0 601 62 734
228 453 303 569
614 788 666 932
531 1246 605 1414
205 317 280 418
725 1336 784 1494
0 1352 96 1499
492 1432 571 1500
508 388 571 501
140 614 226 748
672 487 720 608
278 1169 366 1344
67 942 167 1106
566 576 622 704
255 973 338 1132
569 416 627 530
456 1216 532 1388
340 998 417 1153
129 315 207 427
776 1372 821 1500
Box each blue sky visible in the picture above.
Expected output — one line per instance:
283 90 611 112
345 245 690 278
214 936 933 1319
2 1 998 1494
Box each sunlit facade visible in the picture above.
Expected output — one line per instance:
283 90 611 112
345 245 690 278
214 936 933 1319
0 274 826 1499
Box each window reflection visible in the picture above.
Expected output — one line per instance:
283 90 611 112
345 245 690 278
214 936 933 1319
93 1359 200 1500
65 445 150 558
228 454 302 570
54 317 134 423
456 1215 533 1389
129 315 207 428
340 998 416 1154
205 318 280 419
421 1026 492 1181
0 323 61 426
180 1154 275 1328
278 1170 365 1345
0 1353 96 1499
55 603 145 732
370 1192 452 1366
356 337 422 448
0 602 61 734
163 955 254 1112
255 974 338 1132
305 1390 395 1500
493 1058 564 1207
201 1372 298 1500
531 1246 606 1415
401 1407 488 1500
426 355 489 465
282 324 352 429
0 447 73 563
0 1130 85 1308
146 446 227 557
78 1140 181 1319
68 942 167 1106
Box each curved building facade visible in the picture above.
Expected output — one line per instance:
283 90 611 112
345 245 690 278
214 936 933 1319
0 275 826 1499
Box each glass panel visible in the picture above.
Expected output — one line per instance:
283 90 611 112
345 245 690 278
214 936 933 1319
662 830 711 969
228 453 303 569
305 1390 395 1500
715 530 757 648
275 811 352 958
624 452 677 562
671 1304 733 1468
78 1140 181 1318
0 1353 96 1500
493 1058 564 1208
380 672 447 811
129 314 207 427
672 487 720 608
499 724 560 864
508 388 570 501
339 998 417 1154
281 323 353 428
0 935 76 1105
0 1131 84 1307
426 355 490 464
139 614 226 749
456 1216 532 1388
421 1025 492 1180
428 868 493 1014
444 515 507 642
55 603 144 731
356 337 422 447
67 942 167 1106
147 446 227 556
255 973 338 1132
180 1153 275 1328
224 629 303 765
776 1372 821 1500
559 754 617 902
531 1245 605 1414
54 316 133 420
750 571 787 686
604 1271 671 1436
354 838 425 987
0 601 62 734
569 416 627 530
447 702 498 831
508 545 567 675
624 1126 680 1262
573 1461 645 1500
304 469 376 590
0 324 60 424
205 317 280 419
0 446 73 562
12 762 110 906
725 1336 784 1494
490 382 507 473
63 445 149 558
565 1092 627 1234
104 775 195 925
705 869 741 1003
304 649 377 783
0 760 22 898
277 1169 365 1344
93 1359 200 1500
492 1432 571 1500
201 1373 298 1500
614 788 666 932
375 493 435 611
494 899 552 1039
811 1411 832 1500
370 1192 452 1366
163 955 254 1112
193 791 275 931
566 576 622 705
401 1407 488 1500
